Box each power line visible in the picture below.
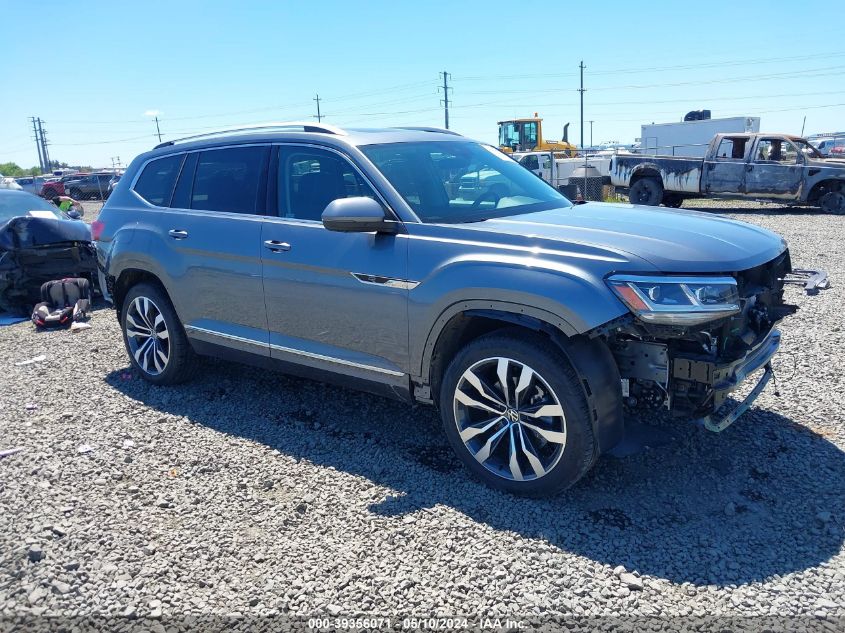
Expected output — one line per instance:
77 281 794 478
454 51 845 82
45 82 437 127
454 65 845 97
49 134 156 147
440 89 845 115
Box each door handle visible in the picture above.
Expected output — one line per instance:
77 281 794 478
264 240 291 253
168 229 188 239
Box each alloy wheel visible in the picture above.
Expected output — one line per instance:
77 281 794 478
125 296 170 375
452 357 567 482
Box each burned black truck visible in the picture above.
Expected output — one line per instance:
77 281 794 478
610 133 845 214
0 190 96 313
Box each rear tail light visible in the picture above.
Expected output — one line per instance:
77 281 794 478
91 220 105 241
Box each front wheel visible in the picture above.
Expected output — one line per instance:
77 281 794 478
439 330 596 497
120 283 197 385
628 177 664 206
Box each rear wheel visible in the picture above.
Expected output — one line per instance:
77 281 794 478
68 187 83 200
120 283 197 385
628 177 664 206
819 190 845 215
439 330 596 497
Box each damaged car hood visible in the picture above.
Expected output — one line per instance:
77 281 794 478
0 215 92 250
457 202 787 273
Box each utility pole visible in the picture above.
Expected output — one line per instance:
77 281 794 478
588 120 594 149
313 94 322 122
439 71 452 130
37 118 51 171
578 61 586 153
153 116 162 142
31 117 45 173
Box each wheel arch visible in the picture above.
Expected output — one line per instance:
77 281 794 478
112 268 169 318
629 164 663 187
806 178 845 203
421 305 624 455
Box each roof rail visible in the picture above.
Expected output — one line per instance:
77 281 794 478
396 126 462 137
154 121 347 149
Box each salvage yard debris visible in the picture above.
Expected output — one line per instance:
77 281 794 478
14 354 46 366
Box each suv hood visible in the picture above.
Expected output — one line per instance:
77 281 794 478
462 202 787 273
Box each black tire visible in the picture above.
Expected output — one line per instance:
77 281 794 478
120 282 197 385
819 190 845 215
68 187 83 200
438 329 596 497
662 193 684 208
628 177 664 206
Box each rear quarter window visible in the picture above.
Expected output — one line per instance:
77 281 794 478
133 154 185 206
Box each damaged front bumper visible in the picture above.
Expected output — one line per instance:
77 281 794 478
687 329 781 432
0 243 97 312
782 268 830 295
0 215 97 312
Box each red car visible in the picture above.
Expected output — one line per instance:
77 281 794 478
40 173 87 199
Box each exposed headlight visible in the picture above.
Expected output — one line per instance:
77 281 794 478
606 274 740 326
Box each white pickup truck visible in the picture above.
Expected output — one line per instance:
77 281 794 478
515 151 613 189
609 133 845 214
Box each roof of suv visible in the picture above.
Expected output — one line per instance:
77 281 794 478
142 123 469 160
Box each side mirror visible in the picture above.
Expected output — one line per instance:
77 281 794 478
322 197 397 233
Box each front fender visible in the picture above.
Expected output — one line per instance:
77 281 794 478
409 255 629 380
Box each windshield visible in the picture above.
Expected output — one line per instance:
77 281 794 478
0 191 61 223
361 141 570 223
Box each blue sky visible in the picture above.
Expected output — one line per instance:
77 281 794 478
1 0 843 169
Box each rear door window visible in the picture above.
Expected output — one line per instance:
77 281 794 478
715 137 747 160
134 154 185 206
190 146 269 214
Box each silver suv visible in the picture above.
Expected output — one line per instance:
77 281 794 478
95 123 812 496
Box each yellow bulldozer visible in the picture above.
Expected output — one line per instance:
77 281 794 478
498 115 577 155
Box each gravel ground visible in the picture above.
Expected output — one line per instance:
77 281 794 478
0 200 843 629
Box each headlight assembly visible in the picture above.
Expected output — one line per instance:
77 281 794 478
606 274 740 326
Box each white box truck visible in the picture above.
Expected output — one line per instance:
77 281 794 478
639 116 760 157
